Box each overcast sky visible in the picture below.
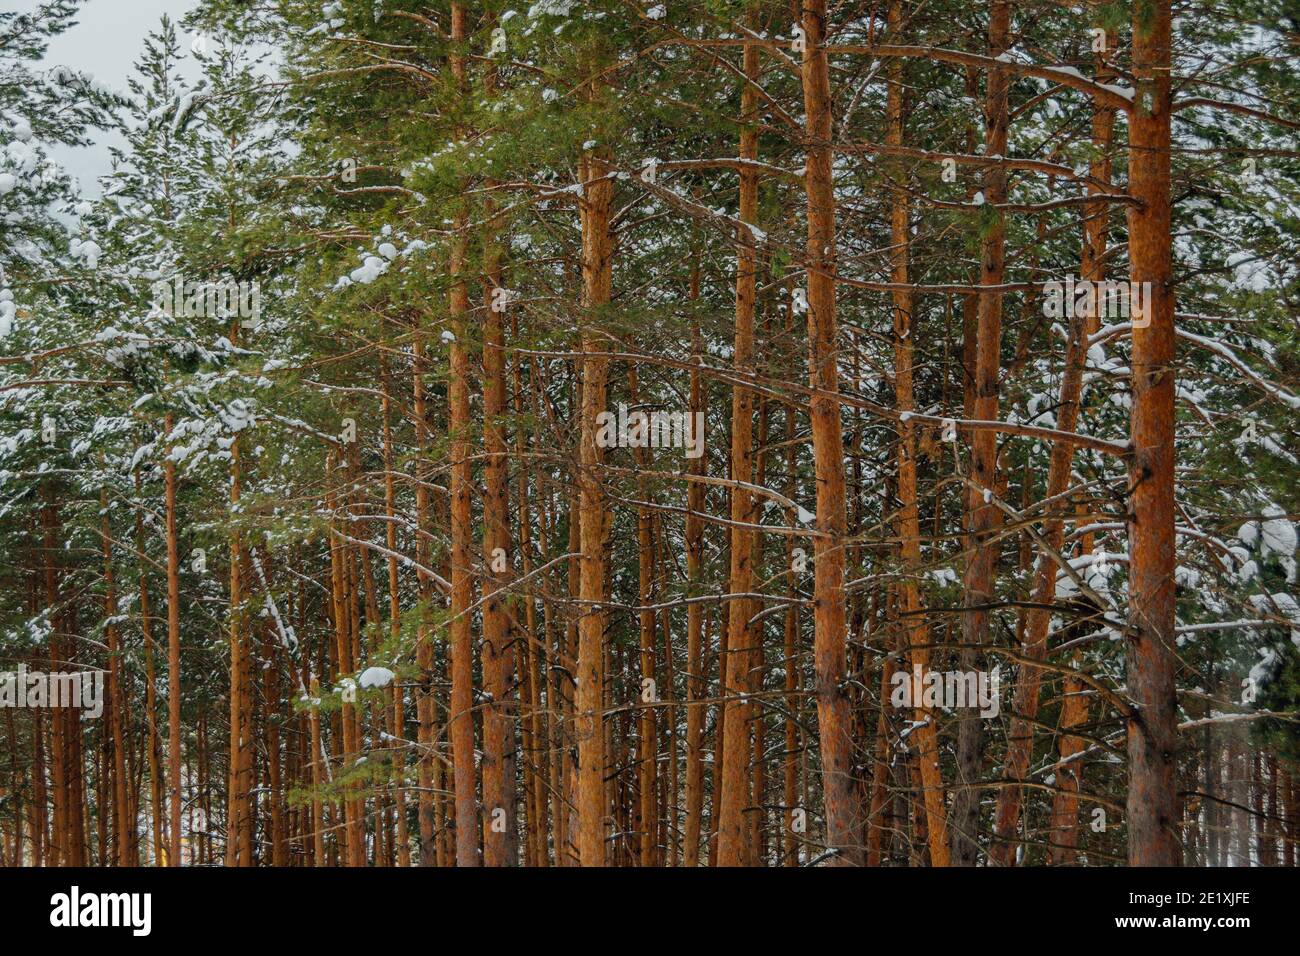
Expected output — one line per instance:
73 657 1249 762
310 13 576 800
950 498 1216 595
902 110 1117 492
18 0 202 196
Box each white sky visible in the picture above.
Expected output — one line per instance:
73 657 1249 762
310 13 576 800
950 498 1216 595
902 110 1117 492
16 0 202 196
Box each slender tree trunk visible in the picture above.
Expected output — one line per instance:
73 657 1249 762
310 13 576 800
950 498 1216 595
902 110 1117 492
865 613 893 867
309 676 326 865
225 404 252 866
1126 0 1181 866
1046 662 1091 864
625 367 660 867
718 34 762 867
263 611 287 866
445 1 480 869
380 359 412 867
886 0 950 868
32 705 47 866
6 707 22 864
576 159 613 865
164 414 183 867
134 473 166 864
801 0 861 865
328 459 365 866
411 321 438 865
683 308 707 867
782 376 803 866
953 0 1010 867
482 214 515 867
44 492 66 866
100 487 131 865
514 333 548 866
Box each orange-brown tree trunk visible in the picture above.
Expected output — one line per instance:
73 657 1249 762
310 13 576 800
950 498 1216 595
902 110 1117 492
163 414 183 867
626 367 660 867
718 35 762 868
683 311 707 866
134 473 166 864
410 320 438 864
380 360 412 866
100 487 131 865
1125 0 1181 866
886 0 950 867
954 0 1010 866
576 144 613 866
225 353 252 866
446 2 480 868
801 0 861 865
482 216 515 868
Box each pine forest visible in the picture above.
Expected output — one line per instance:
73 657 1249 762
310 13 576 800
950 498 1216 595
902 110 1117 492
1 0 1299 874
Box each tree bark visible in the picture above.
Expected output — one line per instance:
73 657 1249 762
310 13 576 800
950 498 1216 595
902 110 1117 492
1125 0 1182 866
953 0 1010 867
683 306 707 867
801 0 862 865
164 413 183 867
577 143 613 865
887 0 950 868
718 33 762 868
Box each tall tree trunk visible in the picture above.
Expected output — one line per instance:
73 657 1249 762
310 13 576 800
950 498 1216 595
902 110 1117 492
44 492 67 866
412 321 438 865
446 0 480 869
101 487 131 865
801 0 862 865
309 676 326 865
627 367 660 867
576 142 613 865
225 394 252 866
514 331 548 866
1125 0 1181 866
262 611 287 867
683 307 707 867
718 34 762 868
328 458 365 866
953 0 1010 867
482 213 515 867
164 414 183 867
380 358 412 866
886 0 950 868
782 374 803 866
134 473 166 864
